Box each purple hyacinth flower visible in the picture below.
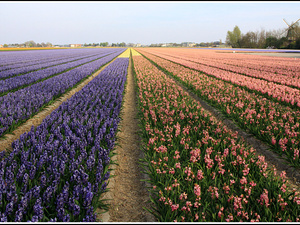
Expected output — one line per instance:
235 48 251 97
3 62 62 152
73 204 80 216
33 197 43 220
63 214 70 222
0 213 7 222
5 201 14 216
49 217 57 222
14 207 24 222
29 215 39 222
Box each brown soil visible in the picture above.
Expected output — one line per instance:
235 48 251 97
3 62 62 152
0 58 118 153
97 57 156 222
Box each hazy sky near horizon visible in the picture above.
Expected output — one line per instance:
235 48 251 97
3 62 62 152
1 1 300 45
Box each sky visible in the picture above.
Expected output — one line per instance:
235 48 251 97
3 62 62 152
1 1 300 45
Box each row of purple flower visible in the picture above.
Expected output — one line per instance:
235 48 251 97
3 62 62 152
0 50 101 72
0 49 106 68
0 49 121 79
0 49 121 94
0 48 126 138
0 57 129 222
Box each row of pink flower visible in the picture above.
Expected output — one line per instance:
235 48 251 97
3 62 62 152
148 49 300 89
132 53 300 222
146 48 300 78
138 48 300 108
136 49 300 168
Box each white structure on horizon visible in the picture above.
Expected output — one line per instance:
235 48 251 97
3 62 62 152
70 44 82 48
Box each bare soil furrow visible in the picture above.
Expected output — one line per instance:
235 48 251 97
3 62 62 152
97 56 156 222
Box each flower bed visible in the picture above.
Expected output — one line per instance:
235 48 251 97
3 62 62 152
132 53 300 222
0 50 121 95
0 57 129 222
143 48 300 78
0 48 118 69
0 49 125 138
156 50 300 89
0 51 109 79
139 48 300 108
137 49 300 168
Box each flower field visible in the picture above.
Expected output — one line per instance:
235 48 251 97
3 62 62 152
0 50 111 79
138 48 300 108
135 48 300 168
0 47 300 222
0 48 126 138
130 49 300 222
0 48 129 221
0 50 122 96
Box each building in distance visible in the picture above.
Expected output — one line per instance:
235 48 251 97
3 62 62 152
181 42 196 47
70 44 82 48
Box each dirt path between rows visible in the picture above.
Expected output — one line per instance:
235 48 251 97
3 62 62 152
97 57 157 222
1 53 157 222
0 58 118 153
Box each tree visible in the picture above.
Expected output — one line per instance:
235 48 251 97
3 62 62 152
295 38 300 49
119 42 126 47
100 42 109 47
265 36 279 48
226 25 242 48
240 31 258 48
255 28 267 49
200 42 208 47
3 44 8 47
224 22 300 49
24 40 37 48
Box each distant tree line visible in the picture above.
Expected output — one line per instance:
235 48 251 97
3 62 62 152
84 43 100 47
148 41 224 48
83 42 126 47
194 41 223 47
83 42 109 47
149 43 182 47
2 40 52 48
226 23 300 49
2 41 129 48
111 42 126 47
